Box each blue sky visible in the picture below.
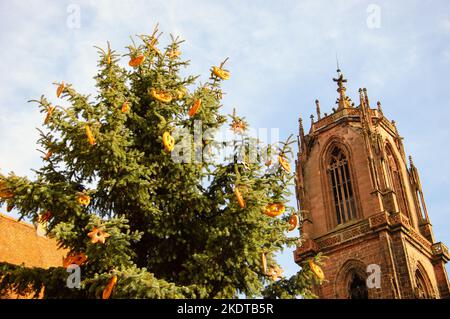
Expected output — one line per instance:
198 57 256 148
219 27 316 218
1 0 449 282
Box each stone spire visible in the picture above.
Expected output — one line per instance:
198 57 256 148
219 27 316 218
315 99 321 120
333 68 352 110
298 116 306 154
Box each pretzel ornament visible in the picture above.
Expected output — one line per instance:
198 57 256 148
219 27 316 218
278 155 291 173
212 66 230 80
150 88 172 103
162 132 175 152
264 203 285 217
77 193 91 206
288 214 299 231
309 259 325 281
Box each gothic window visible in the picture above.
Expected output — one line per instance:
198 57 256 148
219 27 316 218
415 269 430 299
328 146 357 225
348 273 369 299
385 146 409 216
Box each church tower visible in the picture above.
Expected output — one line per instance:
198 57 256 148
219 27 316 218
293 69 450 299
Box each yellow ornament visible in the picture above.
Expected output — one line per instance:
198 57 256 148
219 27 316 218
234 187 245 208
44 105 55 124
85 125 96 146
278 155 291 173
162 132 175 152
77 193 91 206
309 259 325 281
56 81 65 98
150 88 172 103
264 203 285 217
212 66 230 80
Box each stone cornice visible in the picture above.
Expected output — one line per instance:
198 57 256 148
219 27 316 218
295 212 448 264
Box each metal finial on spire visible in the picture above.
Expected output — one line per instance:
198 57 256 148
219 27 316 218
336 52 340 73
315 99 321 120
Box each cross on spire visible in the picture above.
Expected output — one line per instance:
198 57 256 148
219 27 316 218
333 68 352 110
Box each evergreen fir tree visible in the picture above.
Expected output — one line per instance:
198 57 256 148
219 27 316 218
0 25 323 299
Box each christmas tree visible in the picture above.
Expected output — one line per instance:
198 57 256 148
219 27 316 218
0 25 323 299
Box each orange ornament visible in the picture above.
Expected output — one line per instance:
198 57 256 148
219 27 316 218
234 187 246 208
77 193 91 206
162 132 175 152
63 252 88 268
85 125 96 146
150 88 172 103
278 155 291 173
309 259 325 281
188 99 202 117
264 203 285 217
39 211 52 223
121 101 130 113
56 81 65 98
102 275 118 299
44 151 53 161
87 227 110 244
212 66 230 80
128 55 145 67
44 105 55 124
288 214 299 231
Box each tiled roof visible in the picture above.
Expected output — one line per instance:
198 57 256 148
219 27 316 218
0 213 66 268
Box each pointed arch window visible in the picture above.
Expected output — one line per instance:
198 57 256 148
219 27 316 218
349 273 369 299
415 269 431 299
385 146 409 216
328 146 357 225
